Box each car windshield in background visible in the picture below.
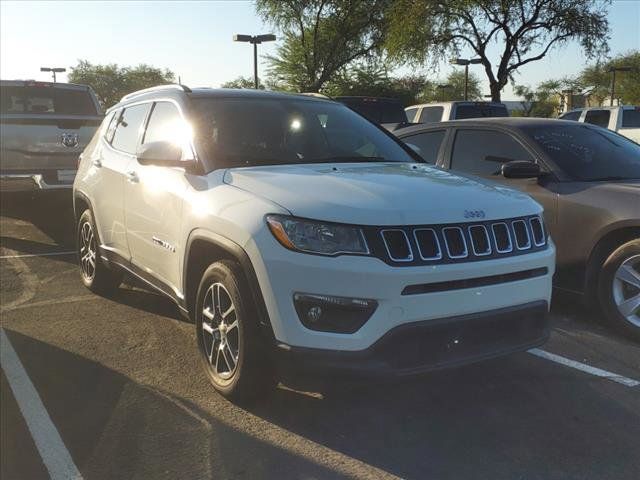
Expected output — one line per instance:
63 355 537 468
0 86 97 115
455 104 509 119
524 124 640 181
191 98 415 168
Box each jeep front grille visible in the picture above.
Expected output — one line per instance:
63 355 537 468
367 215 547 266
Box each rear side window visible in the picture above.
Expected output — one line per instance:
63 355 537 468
418 106 444 124
451 129 533 175
405 107 418 122
622 109 640 128
559 110 581 121
104 110 120 143
584 110 611 128
403 130 446 164
0 86 97 115
110 104 150 154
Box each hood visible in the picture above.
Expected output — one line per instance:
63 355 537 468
223 162 540 225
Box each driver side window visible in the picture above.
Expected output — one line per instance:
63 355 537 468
450 129 534 175
143 101 193 160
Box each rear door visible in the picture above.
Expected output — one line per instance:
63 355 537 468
445 128 558 234
124 100 192 293
0 82 102 183
92 102 151 258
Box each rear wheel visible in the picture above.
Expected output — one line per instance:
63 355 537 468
195 261 275 402
77 209 122 294
598 239 640 340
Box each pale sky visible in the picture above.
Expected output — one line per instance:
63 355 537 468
1 0 638 100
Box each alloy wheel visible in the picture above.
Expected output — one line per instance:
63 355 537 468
201 282 240 381
79 221 97 281
612 254 640 327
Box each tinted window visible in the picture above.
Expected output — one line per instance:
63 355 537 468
403 130 446 164
560 110 581 121
418 106 444 124
405 107 418 122
111 104 150 154
336 98 407 123
524 124 640 181
451 129 533 175
454 104 509 119
192 98 415 168
584 110 611 128
622 109 640 128
0 86 97 115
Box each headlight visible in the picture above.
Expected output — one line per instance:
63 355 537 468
266 215 369 256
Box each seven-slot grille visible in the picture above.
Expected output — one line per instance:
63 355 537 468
367 215 547 266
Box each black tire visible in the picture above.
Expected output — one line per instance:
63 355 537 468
195 261 276 402
77 209 122 294
597 239 640 341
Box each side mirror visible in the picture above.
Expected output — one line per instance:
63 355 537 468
137 141 196 169
501 160 541 179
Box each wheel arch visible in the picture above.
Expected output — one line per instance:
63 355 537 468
585 223 640 295
183 229 275 340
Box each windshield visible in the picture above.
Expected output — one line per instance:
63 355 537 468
191 97 415 168
523 124 640 181
0 86 98 115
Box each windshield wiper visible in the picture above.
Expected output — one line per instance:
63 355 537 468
588 176 633 182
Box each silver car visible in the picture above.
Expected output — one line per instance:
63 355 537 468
0 80 102 191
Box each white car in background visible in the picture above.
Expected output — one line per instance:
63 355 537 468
559 106 640 143
405 101 509 124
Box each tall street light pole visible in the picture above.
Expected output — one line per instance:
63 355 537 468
40 67 66 83
449 58 482 101
608 66 632 106
233 34 276 89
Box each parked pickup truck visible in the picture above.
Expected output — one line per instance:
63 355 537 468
405 101 509 124
334 96 410 131
558 106 640 143
0 80 103 192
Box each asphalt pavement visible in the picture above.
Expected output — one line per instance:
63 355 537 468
1 191 639 480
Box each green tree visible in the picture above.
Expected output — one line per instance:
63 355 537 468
256 0 390 92
220 76 265 89
68 60 175 108
385 0 610 102
418 70 482 102
580 50 640 105
322 63 429 105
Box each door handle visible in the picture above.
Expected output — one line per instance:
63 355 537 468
126 170 139 183
92 158 102 168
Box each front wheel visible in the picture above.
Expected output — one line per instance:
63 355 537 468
77 209 122 294
195 261 275 402
598 239 640 341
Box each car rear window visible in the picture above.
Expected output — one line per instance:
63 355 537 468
337 98 407 124
622 109 640 128
418 106 444 124
454 104 509 119
0 86 98 115
559 110 581 121
584 109 611 128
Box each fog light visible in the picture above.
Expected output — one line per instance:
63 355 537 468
293 293 378 333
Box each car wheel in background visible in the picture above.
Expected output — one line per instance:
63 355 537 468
598 239 640 341
77 209 122 294
195 260 275 402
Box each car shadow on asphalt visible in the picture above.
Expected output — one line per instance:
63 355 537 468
109 281 189 324
0 191 76 251
2 329 351 480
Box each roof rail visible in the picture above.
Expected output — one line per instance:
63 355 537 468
120 84 192 102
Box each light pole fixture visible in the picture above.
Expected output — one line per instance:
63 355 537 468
233 34 276 89
40 67 66 83
607 66 632 106
436 84 452 102
450 58 482 101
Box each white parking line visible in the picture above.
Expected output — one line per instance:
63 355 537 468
0 251 75 259
0 329 83 480
528 348 640 388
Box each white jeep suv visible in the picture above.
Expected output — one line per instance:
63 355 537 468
74 85 555 401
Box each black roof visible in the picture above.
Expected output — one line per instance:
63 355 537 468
395 117 582 136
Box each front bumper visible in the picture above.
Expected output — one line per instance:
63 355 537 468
276 300 549 379
0 171 75 192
